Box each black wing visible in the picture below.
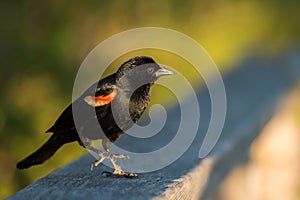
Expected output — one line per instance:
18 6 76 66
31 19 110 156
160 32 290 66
46 73 117 133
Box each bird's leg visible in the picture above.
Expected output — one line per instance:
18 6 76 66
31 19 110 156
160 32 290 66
108 153 127 175
86 138 136 177
83 142 106 171
89 149 137 177
90 151 110 171
102 153 137 178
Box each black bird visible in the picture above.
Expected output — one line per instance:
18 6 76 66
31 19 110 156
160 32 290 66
17 56 174 176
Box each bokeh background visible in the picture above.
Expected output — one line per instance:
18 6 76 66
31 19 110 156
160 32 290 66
1 0 300 198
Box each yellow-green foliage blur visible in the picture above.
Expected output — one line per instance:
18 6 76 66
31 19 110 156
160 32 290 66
0 0 299 198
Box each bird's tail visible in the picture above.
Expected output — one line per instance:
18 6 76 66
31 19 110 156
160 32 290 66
17 134 74 169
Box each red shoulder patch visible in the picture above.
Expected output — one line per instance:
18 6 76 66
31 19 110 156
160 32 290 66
84 90 117 107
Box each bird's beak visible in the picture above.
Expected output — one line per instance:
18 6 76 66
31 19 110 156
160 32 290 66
155 67 175 77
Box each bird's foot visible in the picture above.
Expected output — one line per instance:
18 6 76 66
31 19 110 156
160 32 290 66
90 151 133 177
101 170 138 178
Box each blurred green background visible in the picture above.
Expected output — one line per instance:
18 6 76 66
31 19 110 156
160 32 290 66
1 0 299 198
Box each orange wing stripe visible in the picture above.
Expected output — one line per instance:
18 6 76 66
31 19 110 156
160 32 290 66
93 90 117 103
84 90 117 107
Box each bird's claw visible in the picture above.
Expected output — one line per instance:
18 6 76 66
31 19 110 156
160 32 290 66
101 171 138 178
90 163 94 171
90 162 96 171
110 154 129 159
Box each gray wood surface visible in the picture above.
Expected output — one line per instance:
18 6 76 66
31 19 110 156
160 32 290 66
9 53 300 200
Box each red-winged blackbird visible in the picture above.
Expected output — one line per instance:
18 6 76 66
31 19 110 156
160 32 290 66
17 56 174 176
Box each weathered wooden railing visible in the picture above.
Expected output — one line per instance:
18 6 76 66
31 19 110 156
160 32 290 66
9 53 300 200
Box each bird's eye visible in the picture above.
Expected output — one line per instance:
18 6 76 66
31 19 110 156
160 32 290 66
147 67 154 74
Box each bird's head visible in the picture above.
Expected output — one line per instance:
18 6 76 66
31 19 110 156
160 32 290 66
116 56 174 90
